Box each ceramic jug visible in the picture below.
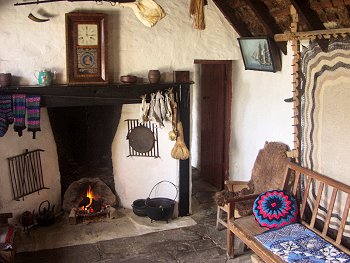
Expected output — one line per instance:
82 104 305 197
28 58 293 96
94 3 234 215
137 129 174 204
34 69 56 86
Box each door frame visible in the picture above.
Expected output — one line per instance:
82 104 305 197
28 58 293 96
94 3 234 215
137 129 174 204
194 59 232 188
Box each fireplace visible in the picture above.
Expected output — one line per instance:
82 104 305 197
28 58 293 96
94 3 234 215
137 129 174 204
62 177 117 224
48 105 122 199
45 83 191 217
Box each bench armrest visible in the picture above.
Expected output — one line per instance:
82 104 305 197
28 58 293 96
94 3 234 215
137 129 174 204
225 193 260 203
224 180 249 192
225 193 260 220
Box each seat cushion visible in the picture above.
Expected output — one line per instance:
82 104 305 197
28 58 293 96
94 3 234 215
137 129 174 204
255 223 350 262
253 190 298 229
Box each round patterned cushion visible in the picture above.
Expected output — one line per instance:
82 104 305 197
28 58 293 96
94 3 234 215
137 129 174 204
253 190 298 229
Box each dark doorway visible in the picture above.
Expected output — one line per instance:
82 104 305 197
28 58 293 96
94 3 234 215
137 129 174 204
194 60 232 190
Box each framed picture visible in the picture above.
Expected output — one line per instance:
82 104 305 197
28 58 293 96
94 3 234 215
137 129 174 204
65 13 108 84
238 37 281 72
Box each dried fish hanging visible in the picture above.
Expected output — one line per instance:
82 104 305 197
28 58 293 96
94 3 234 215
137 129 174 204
153 91 164 128
189 0 205 30
139 94 149 124
137 88 189 160
164 91 172 121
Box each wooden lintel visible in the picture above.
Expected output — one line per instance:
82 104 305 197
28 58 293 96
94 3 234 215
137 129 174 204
0 82 193 107
275 27 350 42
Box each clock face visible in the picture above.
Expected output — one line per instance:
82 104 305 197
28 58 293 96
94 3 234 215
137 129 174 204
77 24 98 46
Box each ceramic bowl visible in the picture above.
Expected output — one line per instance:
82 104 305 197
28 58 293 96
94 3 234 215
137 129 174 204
120 75 137 84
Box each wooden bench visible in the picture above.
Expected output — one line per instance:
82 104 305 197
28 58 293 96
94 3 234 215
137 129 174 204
226 162 350 262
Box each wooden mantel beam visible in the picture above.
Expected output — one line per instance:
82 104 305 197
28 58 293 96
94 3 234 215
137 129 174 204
0 82 193 107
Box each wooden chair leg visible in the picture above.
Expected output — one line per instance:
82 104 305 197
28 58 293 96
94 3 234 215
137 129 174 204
216 206 227 230
226 226 234 258
216 206 221 230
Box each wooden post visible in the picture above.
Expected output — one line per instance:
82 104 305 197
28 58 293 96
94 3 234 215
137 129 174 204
290 5 300 163
178 83 190 216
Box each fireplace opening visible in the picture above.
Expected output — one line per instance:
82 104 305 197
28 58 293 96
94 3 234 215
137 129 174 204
63 177 118 224
48 105 122 200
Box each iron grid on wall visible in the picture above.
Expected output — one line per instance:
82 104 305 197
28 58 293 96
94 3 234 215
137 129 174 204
126 119 159 158
7 149 49 201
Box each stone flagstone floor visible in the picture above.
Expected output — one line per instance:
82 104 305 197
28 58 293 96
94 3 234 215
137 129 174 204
15 170 252 263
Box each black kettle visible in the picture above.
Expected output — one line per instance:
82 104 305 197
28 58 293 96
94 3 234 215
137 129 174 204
36 200 55 227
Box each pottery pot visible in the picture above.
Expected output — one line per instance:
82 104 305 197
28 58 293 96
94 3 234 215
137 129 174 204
148 70 160 84
34 69 56 86
132 199 147 217
0 73 12 87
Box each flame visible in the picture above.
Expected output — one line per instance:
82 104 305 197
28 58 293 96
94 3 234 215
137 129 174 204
86 185 93 207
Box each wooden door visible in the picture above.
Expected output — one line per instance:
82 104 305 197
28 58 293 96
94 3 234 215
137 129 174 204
196 61 232 189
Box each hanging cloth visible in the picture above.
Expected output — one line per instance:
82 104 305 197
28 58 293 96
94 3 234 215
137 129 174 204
26 95 41 139
12 94 26 137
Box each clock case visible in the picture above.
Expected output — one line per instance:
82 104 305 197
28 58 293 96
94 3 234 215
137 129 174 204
65 13 108 84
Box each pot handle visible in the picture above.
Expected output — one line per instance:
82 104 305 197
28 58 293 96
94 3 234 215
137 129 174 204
148 180 178 201
39 200 50 215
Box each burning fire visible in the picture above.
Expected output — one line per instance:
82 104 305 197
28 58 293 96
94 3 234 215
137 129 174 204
86 185 93 207
79 185 95 212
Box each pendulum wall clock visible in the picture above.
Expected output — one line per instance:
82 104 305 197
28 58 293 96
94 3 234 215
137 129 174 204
65 13 108 84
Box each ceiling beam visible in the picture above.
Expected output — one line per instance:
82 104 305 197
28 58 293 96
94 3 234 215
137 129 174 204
245 0 287 54
212 0 252 37
290 0 325 29
290 0 329 51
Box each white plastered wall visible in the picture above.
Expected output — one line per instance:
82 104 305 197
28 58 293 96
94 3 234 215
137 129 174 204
229 45 294 181
0 0 244 222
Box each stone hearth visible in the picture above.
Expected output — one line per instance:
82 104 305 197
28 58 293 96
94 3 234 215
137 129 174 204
62 177 118 212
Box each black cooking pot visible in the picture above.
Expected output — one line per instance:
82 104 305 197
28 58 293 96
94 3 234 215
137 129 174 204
145 181 178 223
132 199 147 217
145 197 175 222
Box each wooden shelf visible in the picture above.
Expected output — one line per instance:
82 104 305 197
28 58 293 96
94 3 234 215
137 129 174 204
0 82 193 107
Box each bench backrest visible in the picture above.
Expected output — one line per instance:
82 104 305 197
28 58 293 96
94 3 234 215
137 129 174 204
283 162 350 254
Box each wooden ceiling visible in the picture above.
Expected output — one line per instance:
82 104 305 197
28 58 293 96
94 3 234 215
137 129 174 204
213 0 350 54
